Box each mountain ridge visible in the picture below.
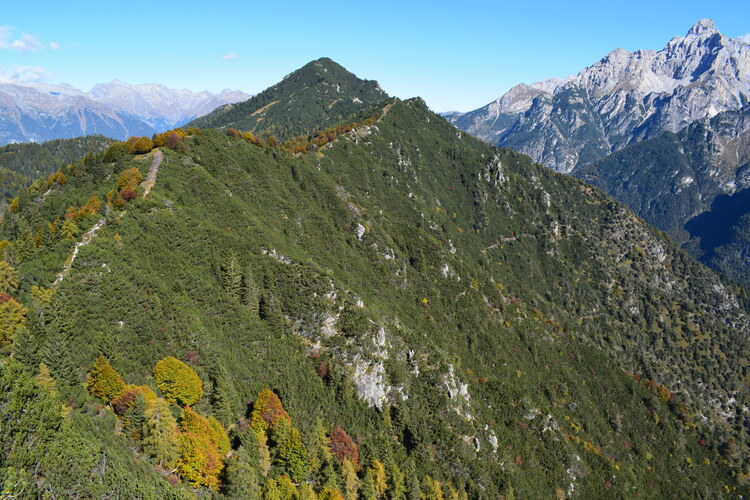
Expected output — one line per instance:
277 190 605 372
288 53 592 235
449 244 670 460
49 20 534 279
449 19 750 173
0 58 747 497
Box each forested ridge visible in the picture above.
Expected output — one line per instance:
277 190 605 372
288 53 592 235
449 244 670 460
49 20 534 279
0 59 747 498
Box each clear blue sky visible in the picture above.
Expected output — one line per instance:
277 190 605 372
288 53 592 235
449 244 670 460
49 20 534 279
1 0 748 112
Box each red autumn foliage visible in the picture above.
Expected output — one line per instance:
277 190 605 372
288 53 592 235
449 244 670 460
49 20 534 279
112 386 139 416
120 188 138 201
0 293 11 305
328 426 360 470
316 360 329 379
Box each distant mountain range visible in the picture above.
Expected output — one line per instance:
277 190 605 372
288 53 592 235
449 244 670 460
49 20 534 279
448 19 750 173
0 79 250 145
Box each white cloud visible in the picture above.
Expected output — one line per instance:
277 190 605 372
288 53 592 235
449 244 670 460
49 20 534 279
0 65 53 83
49 41 59 50
0 25 44 52
221 53 237 61
739 33 750 44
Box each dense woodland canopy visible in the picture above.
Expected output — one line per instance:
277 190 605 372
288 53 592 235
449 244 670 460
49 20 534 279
0 59 748 498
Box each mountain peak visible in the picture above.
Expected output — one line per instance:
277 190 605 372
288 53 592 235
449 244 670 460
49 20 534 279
687 18 718 37
190 58 387 140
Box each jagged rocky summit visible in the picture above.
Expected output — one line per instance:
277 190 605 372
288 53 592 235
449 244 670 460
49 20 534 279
449 19 750 173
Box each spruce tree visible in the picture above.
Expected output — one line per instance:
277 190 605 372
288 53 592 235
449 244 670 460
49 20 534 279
222 251 244 300
142 399 180 469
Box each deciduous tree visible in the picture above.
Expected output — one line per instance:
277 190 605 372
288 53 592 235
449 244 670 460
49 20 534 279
85 356 125 402
154 356 203 406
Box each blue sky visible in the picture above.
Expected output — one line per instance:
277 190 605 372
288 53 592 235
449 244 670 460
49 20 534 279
1 0 749 112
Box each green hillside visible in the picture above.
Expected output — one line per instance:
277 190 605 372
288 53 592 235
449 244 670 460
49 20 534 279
188 57 387 143
0 136 114 205
0 64 748 498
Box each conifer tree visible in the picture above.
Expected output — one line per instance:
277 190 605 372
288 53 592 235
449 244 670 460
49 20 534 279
341 458 359 500
209 364 239 427
244 270 260 315
11 324 37 369
371 459 388 498
222 251 244 300
386 459 407 500
142 399 180 469
128 393 147 440
299 483 318 500
222 448 262 498
359 467 378 499
421 476 444 500
273 417 311 483
0 260 19 294
264 478 283 500
41 301 76 385
276 474 300 500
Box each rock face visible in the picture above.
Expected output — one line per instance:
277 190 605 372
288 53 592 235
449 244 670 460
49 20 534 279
450 20 750 173
0 79 250 145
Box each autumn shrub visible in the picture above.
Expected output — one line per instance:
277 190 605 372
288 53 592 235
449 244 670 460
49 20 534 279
128 136 154 154
85 356 126 403
0 297 27 346
112 385 139 416
328 426 360 470
177 432 222 489
154 356 203 406
249 388 291 435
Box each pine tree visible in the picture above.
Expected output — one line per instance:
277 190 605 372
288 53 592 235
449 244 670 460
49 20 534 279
359 467 377 499
222 251 244 300
209 364 239 427
386 459 407 500
276 474 300 500
244 270 260 315
341 458 359 500
127 393 147 440
142 399 180 469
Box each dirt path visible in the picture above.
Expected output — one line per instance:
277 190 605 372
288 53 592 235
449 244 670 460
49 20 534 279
140 148 163 198
52 217 107 289
484 233 534 252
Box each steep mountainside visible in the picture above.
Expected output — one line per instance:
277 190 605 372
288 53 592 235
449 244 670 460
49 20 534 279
0 62 748 498
188 57 387 141
0 136 114 204
0 80 249 146
574 104 750 286
449 20 750 173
